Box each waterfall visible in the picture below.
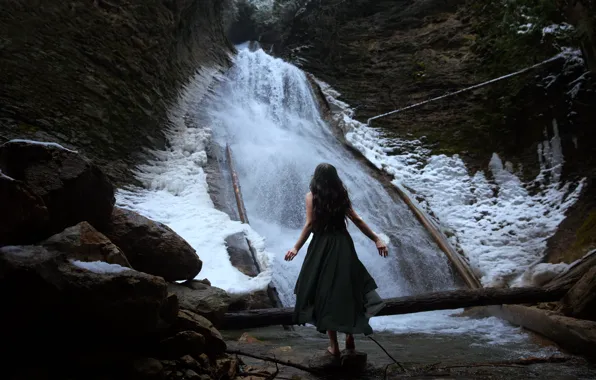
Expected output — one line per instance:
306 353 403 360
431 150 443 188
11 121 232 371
206 45 456 305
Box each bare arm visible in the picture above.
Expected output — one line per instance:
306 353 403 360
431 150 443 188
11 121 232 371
347 208 379 242
285 193 314 261
348 208 388 257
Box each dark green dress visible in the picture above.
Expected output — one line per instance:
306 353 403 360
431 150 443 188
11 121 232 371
293 222 384 335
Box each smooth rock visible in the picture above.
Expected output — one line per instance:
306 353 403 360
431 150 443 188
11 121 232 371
169 281 230 325
0 140 115 235
174 310 227 354
225 232 259 277
159 331 206 359
103 207 202 281
40 221 131 268
0 174 49 245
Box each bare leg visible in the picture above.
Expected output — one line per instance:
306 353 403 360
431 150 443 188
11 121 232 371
327 330 340 356
346 333 355 351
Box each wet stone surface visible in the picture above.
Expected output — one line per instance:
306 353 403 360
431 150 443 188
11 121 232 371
223 325 596 379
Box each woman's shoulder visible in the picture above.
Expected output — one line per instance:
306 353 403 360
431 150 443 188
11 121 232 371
306 192 313 199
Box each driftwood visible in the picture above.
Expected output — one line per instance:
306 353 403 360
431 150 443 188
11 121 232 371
545 249 596 291
225 143 290 330
227 349 322 375
392 184 482 289
221 286 570 330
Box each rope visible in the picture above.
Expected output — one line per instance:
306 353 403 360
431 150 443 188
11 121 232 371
366 53 566 124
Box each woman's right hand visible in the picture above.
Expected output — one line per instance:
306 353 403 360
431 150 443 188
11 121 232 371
375 239 388 258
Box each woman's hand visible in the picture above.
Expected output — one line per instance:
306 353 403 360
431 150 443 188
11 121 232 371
375 239 388 258
285 248 298 261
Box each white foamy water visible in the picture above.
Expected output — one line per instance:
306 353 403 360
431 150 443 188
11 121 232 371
317 72 584 287
206 46 457 306
116 67 273 294
116 46 564 348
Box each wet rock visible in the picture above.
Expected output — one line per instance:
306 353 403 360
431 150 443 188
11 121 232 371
40 221 131 268
562 266 596 321
0 174 49 246
228 290 274 312
103 207 202 282
225 232 259 277
0 245 168 355
169 281 230 324
130 358 164 380
0 140 115 236
308 352 340 371
214 356 238 380
160 331 206 359
174 310 227 354
340 350 368 373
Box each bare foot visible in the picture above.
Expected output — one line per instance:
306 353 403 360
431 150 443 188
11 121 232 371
346 334 355 351
327 346 340 357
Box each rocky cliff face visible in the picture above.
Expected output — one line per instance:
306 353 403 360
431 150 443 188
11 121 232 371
0 0 235 185
253 0 596 265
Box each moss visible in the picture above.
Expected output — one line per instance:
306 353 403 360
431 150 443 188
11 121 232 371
18 122 39 133
573 210 596 251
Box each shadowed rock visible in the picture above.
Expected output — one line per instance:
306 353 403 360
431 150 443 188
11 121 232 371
0 140 115 236
104 207 202 282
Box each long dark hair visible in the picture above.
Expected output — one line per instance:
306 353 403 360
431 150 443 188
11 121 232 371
309 163 352 231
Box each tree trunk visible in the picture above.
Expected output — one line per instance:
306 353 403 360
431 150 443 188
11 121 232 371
221 286 570 330
545 249 596 291
561 265 596 321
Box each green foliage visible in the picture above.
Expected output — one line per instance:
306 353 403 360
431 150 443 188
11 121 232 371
468 0 575 76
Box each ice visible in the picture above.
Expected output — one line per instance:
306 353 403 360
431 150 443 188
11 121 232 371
317 80 585 287
5 139 78 153
115 67 274 295
71 260 131 274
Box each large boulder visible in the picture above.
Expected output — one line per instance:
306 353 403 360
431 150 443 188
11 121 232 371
0 245 168 358
174 310 227 355
40 221 131 268
0 173 49 245
103 207 202 282
0 140 115 236
168 281 231 325
562 266 596 321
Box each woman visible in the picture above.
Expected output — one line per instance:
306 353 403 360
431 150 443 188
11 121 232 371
285 163 388 356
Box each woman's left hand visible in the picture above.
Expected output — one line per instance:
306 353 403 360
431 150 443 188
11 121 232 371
285 248 298 261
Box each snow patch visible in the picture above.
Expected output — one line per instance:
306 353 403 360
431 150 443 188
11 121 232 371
519 262 570 287
316 79 585 287
71 260 131 274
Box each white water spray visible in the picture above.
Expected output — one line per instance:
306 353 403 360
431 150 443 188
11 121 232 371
206 46 457 305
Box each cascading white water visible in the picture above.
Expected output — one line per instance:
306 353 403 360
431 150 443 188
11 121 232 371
206 45 456 305
117 45 560 346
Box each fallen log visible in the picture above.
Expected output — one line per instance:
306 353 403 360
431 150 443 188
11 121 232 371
221 286 569 330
